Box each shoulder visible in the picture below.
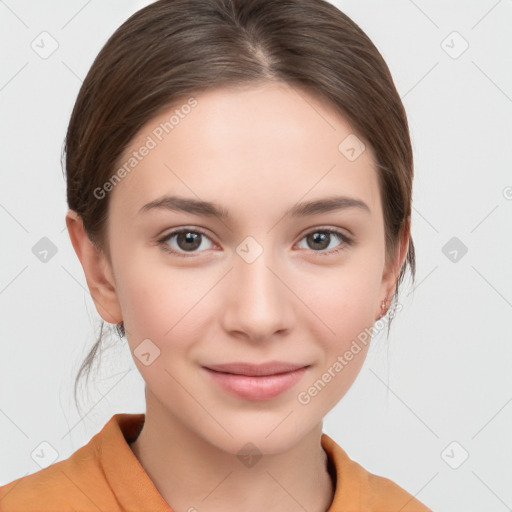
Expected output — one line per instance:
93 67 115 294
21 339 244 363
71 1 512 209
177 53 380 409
365 472 432 512
321 433 432 511
0 456 110 511
0 421 122 511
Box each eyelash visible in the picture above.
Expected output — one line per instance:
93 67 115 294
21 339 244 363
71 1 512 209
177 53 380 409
156 227 353 258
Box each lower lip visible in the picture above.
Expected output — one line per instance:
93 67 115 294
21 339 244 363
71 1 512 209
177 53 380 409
203 367 309 401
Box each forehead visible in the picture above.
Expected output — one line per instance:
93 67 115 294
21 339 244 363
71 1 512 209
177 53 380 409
109 82 381 223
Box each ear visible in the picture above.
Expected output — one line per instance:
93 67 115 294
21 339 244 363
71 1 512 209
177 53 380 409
65 209 123 324
377 217 411 320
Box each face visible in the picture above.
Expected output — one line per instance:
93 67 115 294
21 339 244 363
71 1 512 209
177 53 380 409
74 82 403 455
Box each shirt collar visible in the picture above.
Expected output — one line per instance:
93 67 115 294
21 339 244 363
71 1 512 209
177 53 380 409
99 412 360 511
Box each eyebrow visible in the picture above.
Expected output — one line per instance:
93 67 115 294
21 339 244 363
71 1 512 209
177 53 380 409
138 194 370 218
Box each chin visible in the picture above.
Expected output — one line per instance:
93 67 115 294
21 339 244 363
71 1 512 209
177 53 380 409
196 412 321 457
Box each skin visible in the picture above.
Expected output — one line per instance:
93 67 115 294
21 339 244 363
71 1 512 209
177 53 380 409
66 81 409 512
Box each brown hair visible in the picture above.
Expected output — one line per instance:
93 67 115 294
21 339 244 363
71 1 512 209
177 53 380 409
64 0 416 413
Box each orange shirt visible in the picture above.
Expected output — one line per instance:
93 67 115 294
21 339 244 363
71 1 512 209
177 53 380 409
0 413 431 511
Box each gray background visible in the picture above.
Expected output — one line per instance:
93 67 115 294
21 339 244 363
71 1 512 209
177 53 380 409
1 1 511 510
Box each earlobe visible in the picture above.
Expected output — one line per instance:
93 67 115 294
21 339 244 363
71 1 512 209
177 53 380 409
377 220 411 321
65 209 123 324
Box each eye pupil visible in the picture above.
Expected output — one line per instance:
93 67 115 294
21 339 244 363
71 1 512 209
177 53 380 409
177 231 201 251
308 232 329 250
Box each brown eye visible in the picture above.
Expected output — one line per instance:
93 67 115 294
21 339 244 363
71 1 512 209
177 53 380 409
158 228 214 257
297 228 352 255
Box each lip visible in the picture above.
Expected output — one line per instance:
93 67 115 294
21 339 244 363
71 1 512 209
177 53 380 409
204 361 308 376
202 361 310 401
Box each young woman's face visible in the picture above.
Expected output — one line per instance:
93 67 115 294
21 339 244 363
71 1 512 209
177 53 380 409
104 82 398 454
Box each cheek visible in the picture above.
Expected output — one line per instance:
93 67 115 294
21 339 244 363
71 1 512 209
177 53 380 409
299 253 383 376
305 259 382 332
118 270 201 396
294 271 377 411
114 244 176 325
116 256 217 358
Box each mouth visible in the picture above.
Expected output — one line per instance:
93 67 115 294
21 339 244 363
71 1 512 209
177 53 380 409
204 361 310 376
202 361 310 401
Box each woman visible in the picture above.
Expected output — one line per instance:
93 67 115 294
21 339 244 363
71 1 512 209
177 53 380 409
0 0 431 510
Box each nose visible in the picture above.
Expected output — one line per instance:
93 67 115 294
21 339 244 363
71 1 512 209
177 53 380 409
220 246 294 343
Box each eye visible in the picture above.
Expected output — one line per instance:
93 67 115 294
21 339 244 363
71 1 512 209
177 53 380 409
157 226 353 258
157 227 215 257
296 228 352 255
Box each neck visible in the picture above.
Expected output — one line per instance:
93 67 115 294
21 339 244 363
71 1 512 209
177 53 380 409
129 397 335 512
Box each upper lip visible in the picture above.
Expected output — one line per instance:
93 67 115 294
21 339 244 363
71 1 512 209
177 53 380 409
204 361 310 376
